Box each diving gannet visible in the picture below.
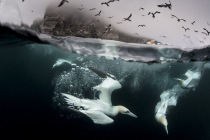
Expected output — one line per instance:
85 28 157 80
155 100 169 134
175 68 201 89
62 67 137 124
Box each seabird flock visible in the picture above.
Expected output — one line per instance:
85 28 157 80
53 0 210 44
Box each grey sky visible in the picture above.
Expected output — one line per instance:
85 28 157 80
1 0 210 47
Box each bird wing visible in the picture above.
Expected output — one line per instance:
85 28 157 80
184 70 194 78
93 77 121 105
157 4 167 7
155 11 161 14
128 14 132 18
80 110 114 124
58 0 65 7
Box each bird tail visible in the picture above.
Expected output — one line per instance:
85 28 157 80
61 93 81 107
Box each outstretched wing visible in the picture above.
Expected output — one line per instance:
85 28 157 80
94 77 121 105
58 0 65 7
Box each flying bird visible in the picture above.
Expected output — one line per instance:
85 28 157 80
61 67 137 124
203 28 210 35
101 2 109 7
139 7 144 10
89 8 96 11
123 13 132 21
58 0 69 7
191 21 195 25
116 22 122 24
171 14 186 22
194 30 198 33
95 10 102 16
157 0 172 10
160 36 167 38
182 26 190 32
202 32 208 36
107 16 113 19
138 24 146 27
148 11 161 18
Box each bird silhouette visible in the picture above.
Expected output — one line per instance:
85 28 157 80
194 30 198 33
116 22 122 24
203 28 210 35
191 21 195 25
157 0 172 10
182 26 190 32
171 14 186 22
58 0 69 7
107 16 113 19
95 10 102 16
123 14 132 21
89 8 96 11
148 11 161 18
101 2 109 7
135 33 139 35
138 24 146 27
160 36 166 38
139 7 144 10
202 32 208 36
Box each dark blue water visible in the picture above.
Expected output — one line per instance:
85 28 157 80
0 25 210 139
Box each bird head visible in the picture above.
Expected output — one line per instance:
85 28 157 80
155 113 168 134
117 106 137 118
174 78 183 85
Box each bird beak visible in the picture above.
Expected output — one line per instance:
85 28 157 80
164 126 168 135
128 112 138 118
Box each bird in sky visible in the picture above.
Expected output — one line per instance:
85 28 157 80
138 24 146 27
139 7 144 10
58 0 69 7
95 10 102 16
123 13 132 21
107 16 113 19
203 28 210 35
171 14 186 22
62 67 137 124
148 11 161 18
157 0 172 10
101 2 109 7
182 26 190 32
89 8 96 11
191 21 195 25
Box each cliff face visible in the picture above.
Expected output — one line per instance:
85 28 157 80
31 10 150 44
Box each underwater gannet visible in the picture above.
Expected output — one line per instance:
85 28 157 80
175 68 201 89
155 100 169 134
62 67 137 124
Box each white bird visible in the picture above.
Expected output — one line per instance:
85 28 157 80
174 68 201 89
61 67 137 124
155 100 168 134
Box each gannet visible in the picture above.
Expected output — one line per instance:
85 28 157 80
62 67 137 124
175 68 201 89
155 100 169 134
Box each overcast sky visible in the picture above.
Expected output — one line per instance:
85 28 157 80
1 0 210 48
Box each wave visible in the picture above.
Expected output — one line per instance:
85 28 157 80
1 23 210 63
